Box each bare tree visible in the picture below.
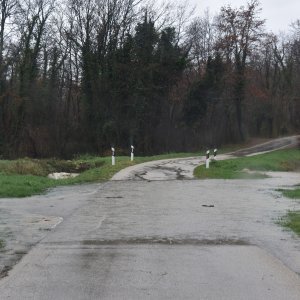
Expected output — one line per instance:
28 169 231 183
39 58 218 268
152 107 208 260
187 9 215 70
215 0 265 140
0 0 19 91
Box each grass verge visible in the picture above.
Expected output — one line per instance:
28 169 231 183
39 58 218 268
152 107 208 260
0 152 201 198
1 146 298 198
194 149 300 179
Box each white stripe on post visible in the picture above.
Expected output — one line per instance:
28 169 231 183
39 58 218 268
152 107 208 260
131 145 134 161
111 147 115 166
206 150 210 169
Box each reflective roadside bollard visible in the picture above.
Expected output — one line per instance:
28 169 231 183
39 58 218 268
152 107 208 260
131 145 134 161
111 147 115 166
206 150 210 169
214 148 218 159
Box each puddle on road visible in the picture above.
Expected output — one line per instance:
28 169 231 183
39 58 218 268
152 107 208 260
79 237 249 246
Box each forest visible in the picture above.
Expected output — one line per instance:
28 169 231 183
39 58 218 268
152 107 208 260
0 0 299 158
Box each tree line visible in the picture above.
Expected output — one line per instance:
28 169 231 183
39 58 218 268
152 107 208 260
0 0 299 158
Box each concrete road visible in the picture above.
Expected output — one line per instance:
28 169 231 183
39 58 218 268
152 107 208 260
1 178 300 299
0 136 300 299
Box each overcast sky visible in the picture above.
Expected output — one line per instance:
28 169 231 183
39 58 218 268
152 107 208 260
188 0 299 33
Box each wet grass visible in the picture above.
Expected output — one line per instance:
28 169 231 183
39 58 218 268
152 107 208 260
280 211 300 236
278 187 300 236
194 149 300 179
0 152 203 198
281 188 300 199
0 174 56 198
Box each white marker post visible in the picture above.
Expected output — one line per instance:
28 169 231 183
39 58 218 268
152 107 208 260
111 147 115 166
131 145 134 161
214 149 218 159
206 150 210 169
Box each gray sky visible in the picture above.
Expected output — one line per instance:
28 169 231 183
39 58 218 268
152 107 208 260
189 0 299 33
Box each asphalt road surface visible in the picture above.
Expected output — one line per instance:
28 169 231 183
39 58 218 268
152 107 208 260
0 136 300 299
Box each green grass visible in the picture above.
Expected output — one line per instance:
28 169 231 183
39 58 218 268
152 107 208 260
279 211 300 236
0 174 57 198
281 188 300 199
278 187 300 236
0 239 5 249
0 152 202 198
194 149 300 179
